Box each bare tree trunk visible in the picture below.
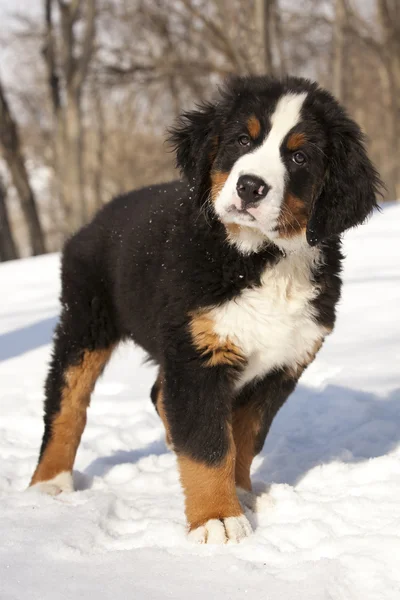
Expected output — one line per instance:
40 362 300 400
44 0 68 232
43 0 96 234
65 89 86 230
93 86 105 211
0 79 46 255
255 0 276 75
332 0 348 102
0 176 19 261
58 0 95 232
273 1 286 76
377 0 400 199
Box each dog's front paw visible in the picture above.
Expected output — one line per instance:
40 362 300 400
29 471 74 496
188 514 252 544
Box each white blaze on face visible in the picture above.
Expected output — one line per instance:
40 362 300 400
214 92 307 248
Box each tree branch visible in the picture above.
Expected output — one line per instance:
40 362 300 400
43 0 61 114
74 0 96 90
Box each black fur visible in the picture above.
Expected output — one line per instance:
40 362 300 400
305 91 382 245
33 76 381 517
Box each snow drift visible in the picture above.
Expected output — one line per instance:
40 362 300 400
0 204 399 599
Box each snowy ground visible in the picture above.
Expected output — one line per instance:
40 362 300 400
1 204 400 600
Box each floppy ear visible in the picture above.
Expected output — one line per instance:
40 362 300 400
306 117 382 246
168 102 219 206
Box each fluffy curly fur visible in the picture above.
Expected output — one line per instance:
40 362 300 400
30 76 382 544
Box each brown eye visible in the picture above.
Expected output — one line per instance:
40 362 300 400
292 151 307 165
238 134 251 147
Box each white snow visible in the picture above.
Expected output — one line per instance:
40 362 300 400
1 204 400 599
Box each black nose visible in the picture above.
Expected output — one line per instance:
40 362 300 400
236 175 270 208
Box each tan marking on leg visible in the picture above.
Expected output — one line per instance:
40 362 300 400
210 170 229 202
178 431 242 531
232 404 262 491
287 132 306 150
30 347 114 485
155 380 173 449
189 311 245 367
247 115 261 139
277 192 308 238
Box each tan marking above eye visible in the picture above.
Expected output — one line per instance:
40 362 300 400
247 115 261 139
287 132 306 150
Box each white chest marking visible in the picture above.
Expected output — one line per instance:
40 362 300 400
210 247 327 388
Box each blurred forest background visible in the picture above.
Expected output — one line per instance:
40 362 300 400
0 0 399 260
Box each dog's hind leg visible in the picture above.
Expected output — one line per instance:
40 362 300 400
151 371 173 450
30 314 115 494
30 237 119 494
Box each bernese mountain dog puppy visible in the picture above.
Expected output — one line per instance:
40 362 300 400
30 76 381 544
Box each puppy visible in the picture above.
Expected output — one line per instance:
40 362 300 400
30 76 381 544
